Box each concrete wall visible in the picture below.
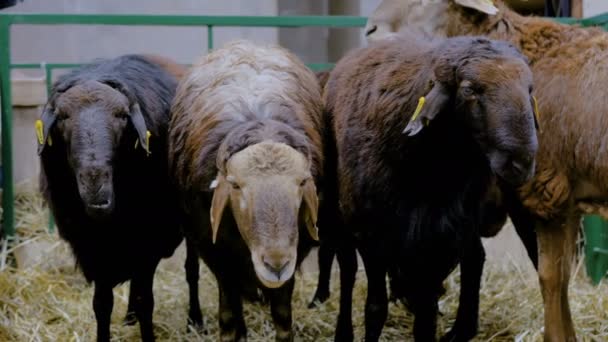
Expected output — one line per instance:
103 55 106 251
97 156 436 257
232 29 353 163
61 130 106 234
584 0 608 16
277 0 329 64
3 0 381 69
5 0 279 66
328 0 381 61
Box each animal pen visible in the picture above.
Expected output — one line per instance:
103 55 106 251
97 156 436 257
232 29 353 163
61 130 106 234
1 11 608 341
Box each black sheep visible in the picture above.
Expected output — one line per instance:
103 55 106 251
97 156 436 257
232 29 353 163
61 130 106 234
37 54 199 342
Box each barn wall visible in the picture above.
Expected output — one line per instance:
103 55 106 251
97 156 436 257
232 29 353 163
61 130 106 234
4 0 279 66
584 0 608 16
3 0 387 69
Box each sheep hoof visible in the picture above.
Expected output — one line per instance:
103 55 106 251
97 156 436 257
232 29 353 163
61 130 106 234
123 311 137 326
307 291 330 308
439 326 477 342
334 327 354 342
187 313 206 335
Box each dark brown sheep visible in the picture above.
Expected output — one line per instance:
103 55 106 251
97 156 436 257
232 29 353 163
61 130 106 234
309 68 409 310
326 33 538 341
37 54 198 342
366 1 608 340
169 40 324 341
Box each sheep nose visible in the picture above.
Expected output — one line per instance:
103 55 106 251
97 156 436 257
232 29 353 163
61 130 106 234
510 155 535 184
262 256 290 278
512 155 533 175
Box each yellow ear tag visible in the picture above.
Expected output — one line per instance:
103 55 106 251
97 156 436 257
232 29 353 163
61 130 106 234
47 134 52 146
144 130 151 155
532 96 540 121
35 120 44 145
411 96 426 122
134 131 152 155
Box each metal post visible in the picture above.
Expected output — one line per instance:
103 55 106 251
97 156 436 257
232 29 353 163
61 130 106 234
207 25 213 51
44 63 52 94
0 18 14 239
44 64 55 234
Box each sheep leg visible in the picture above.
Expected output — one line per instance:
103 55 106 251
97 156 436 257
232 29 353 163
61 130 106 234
561 217 577 340
308 243 335 308
123 283 138 326
504 189 539 269
440 235 485 342
185 238 204 330
387 264 405 305
218 282 247 341
93 282 113 342
359 243 388 342
511 212 539 269
132 264 158 342
537 216 577 342
334 242 357 342
409 288 439 341
269 277 295 342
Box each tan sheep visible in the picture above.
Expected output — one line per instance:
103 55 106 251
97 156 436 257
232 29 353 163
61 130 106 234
169 40 323 341
365 1 608 340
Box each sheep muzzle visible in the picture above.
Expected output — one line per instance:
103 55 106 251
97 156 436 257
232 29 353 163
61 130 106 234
76 165 115 217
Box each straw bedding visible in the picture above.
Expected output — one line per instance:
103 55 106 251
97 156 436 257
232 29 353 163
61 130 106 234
0 189 607 341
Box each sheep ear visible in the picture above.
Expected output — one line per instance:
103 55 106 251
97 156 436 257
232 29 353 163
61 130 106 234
129 103 151 155
454 0 499 15
36 106 56 155
402 82 450 136
302 180 320 241
210 175 230 244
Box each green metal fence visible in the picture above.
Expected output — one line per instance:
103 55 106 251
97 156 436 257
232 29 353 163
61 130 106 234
1 11 608 244
0 13 368 240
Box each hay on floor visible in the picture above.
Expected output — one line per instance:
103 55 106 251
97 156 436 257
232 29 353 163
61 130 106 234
0 189 607 341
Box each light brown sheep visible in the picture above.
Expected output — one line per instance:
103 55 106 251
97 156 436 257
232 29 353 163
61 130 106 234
365 1 608 341
168 40 323 341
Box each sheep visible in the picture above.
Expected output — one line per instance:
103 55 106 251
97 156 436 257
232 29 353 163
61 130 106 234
309 69 404 310
168 40 324 341
37 54 199 342
308 70 337 308
365 1 608 340
325 32 538 341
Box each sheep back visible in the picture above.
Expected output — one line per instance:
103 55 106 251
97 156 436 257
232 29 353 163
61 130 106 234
169 40 324 195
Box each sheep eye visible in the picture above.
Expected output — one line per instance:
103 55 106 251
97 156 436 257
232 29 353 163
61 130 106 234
231 182 241 190
117 112 129 120
528 86 534 94
300 179 307 187
461 86 475 98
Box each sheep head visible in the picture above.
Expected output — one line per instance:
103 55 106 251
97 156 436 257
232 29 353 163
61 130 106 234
210 141 319 288
37 79 151 217
403 37 538 186
364 0 500 42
